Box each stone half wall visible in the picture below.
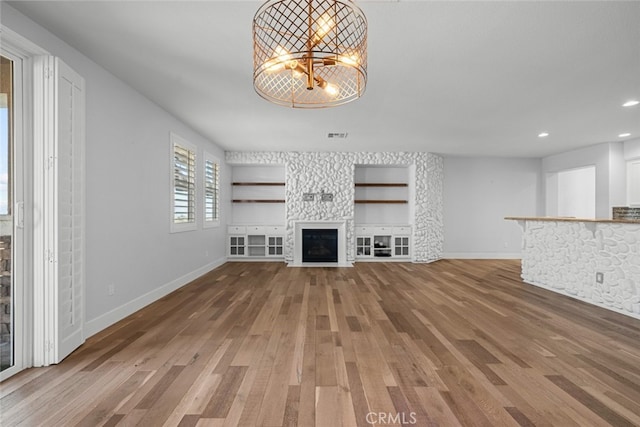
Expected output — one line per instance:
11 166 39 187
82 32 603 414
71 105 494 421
225 151 444 263
519 220 640 319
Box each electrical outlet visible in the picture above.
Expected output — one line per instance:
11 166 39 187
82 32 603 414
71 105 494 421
205 250 209 257
595 272 604 284
108 284 115 296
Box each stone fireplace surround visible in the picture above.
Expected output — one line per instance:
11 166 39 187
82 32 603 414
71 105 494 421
225 151 444 264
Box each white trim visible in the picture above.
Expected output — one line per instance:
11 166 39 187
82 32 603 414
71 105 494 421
84 257 226 338
32 55 57 367
31 56 86 366
442 252 522 259
0 42 27 381
0 23 45 381
0 26 48 58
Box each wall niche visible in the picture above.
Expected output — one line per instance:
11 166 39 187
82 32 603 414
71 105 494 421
225 151 443 263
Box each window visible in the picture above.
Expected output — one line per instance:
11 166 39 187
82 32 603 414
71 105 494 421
203 152 220 227
0 57 11 217
1 55 13 373
171 133 197 232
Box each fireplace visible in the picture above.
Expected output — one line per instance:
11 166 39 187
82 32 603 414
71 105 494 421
291 220 351 267
302 229 338 263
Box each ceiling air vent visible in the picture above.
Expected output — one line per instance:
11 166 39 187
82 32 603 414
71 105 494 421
327 132 348 139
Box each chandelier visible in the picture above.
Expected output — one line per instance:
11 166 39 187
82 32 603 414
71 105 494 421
253 0 367 108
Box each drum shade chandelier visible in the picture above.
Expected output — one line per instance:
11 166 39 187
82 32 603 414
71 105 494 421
253 0 367 108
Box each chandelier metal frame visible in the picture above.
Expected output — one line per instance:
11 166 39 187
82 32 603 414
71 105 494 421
253 0 367 108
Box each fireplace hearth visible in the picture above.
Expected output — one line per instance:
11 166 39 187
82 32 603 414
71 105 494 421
302 229 338 263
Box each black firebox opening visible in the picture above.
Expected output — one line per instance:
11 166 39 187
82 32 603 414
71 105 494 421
302 229 338 263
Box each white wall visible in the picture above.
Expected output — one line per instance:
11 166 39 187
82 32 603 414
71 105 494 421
354 166 410 224
542 142 626 218
231 165 286 225
625 139 640 206
625 138 640 160
557 166 595 218
609 142 626 211
443 157 541 258
2 5 230 337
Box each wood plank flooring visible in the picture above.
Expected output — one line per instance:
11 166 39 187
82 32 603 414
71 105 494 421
2 259 640 426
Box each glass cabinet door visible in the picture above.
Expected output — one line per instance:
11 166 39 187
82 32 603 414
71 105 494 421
230 236 245 255
356 236 371 256
394 237 409 256
268 236 283 255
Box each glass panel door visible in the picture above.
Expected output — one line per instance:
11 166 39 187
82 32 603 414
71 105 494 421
0 55 14 372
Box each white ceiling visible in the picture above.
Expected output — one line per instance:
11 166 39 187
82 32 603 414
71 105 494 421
7 0 640 157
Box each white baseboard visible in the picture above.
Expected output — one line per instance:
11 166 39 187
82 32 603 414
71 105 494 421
84 257 227 338
442 252 522 259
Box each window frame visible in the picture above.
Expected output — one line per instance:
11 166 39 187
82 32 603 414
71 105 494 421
170 132 197 233
203 151 220 228
0 24 49 381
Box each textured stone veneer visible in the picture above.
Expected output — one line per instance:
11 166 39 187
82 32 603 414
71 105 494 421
226 152 443 263
517 220 640 319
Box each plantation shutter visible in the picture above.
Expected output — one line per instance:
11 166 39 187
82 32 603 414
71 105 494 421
204 157 219 222
33 56 85 365
173 142 196 224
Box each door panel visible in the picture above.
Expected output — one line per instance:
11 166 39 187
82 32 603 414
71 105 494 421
55 60 85 361
33 56 85 365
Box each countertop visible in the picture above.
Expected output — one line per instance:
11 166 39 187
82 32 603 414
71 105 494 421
504 216 640 225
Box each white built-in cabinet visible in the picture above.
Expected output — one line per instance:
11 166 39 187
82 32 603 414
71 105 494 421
226 163 417 262
228 164 286 260
228 225 285 260
354 165 413 261
355 225 411 260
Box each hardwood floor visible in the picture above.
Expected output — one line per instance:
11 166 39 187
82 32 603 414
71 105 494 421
2 259 640 426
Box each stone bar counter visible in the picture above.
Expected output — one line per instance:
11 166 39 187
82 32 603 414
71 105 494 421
506 216 640 320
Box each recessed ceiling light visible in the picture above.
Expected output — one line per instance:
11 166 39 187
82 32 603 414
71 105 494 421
538 132 549 138
618 133 631 138
622 100 639 107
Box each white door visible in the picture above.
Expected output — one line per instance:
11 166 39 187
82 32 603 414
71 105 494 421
34 56 85 365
